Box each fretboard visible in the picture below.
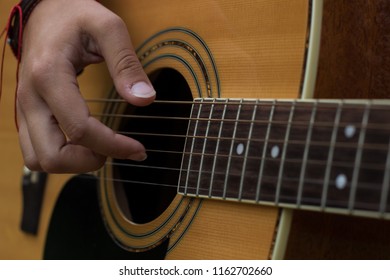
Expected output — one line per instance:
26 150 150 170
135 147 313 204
178 98 390 218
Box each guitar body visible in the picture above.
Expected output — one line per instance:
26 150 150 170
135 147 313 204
0 0 390 259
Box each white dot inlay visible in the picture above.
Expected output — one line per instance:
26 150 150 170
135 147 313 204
344 125 356 139
335 174 348 190
236 143 245 155
271 145 280 158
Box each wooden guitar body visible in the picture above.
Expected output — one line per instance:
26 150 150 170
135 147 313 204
1 0 390 259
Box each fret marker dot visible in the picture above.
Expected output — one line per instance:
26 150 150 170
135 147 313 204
271 145 280 158
344 125 356 139
236 143 245 155
335 174 348 190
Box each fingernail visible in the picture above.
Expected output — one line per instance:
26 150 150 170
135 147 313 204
128 152 148 161
130 82 156 98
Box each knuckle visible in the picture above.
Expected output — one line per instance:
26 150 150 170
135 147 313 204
29 58 55 87
101 13 127 34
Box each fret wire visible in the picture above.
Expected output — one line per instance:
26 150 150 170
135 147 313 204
209 101 228 198
238 100 259 201
255 100 276 203
275 101 296 205
349 102 371 212
196 99 215 196
321 101 343 210
297 100 317 207
379 138 390 216
193 101 204 196
181 102 199 195
223 99 243 199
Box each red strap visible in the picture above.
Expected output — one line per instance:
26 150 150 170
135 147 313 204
0 3 23 130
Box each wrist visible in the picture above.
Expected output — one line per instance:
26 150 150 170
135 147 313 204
7 0 42 58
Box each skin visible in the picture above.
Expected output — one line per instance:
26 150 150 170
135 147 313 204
16 0 156 173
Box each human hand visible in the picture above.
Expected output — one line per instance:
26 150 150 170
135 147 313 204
16 0 155 173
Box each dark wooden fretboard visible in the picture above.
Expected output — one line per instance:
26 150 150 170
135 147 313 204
178 98 390 218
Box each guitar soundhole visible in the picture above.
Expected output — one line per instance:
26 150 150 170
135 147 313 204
113 68 193 224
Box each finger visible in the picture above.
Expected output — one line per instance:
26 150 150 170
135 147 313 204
83 5 156 106
18 87 108 173
31 59 147 164
16 102 43 171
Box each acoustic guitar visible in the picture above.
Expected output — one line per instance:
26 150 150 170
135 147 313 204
1 0 390 259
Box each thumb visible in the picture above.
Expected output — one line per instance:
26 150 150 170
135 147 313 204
86 7 155 106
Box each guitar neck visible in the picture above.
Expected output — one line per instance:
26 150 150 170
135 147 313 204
178 98 390 218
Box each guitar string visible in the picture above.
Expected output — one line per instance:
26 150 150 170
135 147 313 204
86 97 387 109
104 156 387 175
85 98 390 109
90 112 390 131
114 130 390 152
